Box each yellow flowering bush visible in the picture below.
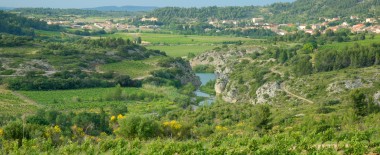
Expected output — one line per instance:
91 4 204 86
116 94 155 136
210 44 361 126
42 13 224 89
71 125 85 142
163 120 183 138
110 116 116 122
45 125 63 146
0 128 3 137
215 125 228 131
163 120 182 130
117 114 125 120
53 125 62 133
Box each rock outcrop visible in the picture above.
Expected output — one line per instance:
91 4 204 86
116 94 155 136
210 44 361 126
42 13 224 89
374 91 380 105
191 47 276 104
254 82 282 104
170 59 201 88
327 79 373 94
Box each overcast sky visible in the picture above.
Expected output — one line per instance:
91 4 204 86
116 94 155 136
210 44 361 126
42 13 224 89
0 0 295 8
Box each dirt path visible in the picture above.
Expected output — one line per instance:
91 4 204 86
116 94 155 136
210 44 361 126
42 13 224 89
270 66 314 104
281 83 314 104
270 66 284 77
11 91 41 107
134 75 152 80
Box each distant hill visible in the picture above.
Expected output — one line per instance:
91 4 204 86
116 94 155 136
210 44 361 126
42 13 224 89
0 7 14 10
85 6 158 12
150 0 380 23
267 0 380 23
0 11 58 36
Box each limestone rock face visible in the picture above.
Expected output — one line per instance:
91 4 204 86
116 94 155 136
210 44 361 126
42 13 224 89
255 82 282 104
191 47 279 104
327 79 372 94
374 91 380 105
171 60 201 88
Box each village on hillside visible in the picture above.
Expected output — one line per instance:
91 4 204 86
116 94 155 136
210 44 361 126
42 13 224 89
43 15 380 35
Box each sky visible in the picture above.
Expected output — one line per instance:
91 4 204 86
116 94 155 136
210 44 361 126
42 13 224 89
0 0 295 8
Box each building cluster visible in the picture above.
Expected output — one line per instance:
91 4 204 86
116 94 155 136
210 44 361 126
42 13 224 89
207 16 380 35
45 15 379 35
45 17 161 32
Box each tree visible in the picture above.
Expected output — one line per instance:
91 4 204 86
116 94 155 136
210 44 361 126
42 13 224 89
349 89 379 117
136 37 142 44
106 85 124 101
252 105 272 131
292 55 313 76
278 51 288 63
350 90 367 116
115 115 160 139
3 121 25 147
302 43 314 54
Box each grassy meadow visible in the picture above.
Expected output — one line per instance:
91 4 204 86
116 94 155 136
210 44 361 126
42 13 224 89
98 56 163 78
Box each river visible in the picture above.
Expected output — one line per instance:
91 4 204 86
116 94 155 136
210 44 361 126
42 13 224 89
195 73 216 106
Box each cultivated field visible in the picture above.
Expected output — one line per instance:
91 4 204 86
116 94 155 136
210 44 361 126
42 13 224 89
98 56 163 78
18 85 184 114
146 45 215 57
104 33 253 57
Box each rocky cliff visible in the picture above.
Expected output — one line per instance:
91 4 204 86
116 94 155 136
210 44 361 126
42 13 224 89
172 59 201 88
191 47 280 104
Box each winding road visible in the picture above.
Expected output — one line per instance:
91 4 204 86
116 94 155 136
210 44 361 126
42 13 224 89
271 66 314 104
280 82 314 104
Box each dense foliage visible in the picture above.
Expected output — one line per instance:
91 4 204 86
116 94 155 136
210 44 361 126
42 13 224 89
150 6 260 22
0 11 58 36
7 70 141 91
150 0 380 23
315 43 380 72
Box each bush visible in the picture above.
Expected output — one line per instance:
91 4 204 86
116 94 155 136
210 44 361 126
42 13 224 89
193 65 215 73
316 107 335 114
115 115 160 139
323 100 341 106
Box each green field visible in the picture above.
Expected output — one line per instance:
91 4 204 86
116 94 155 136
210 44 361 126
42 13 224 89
18 85 183 114
105 33 252 45
147 45 216 57
35 30 63 38
98 56 162 78
101 33 254 57
0 47 39 55
0 87 38 115
320 34 380 50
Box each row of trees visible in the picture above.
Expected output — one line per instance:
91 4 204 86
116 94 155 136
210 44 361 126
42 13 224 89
7 70 141 91
315 43 380 72
0 33 32 47
279 41 380 76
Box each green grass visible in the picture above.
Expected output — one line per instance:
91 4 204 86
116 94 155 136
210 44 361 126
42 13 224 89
147 45 215 57
35 30 62 38
320 35 380 50
0 47 39 55
99 56 163 78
